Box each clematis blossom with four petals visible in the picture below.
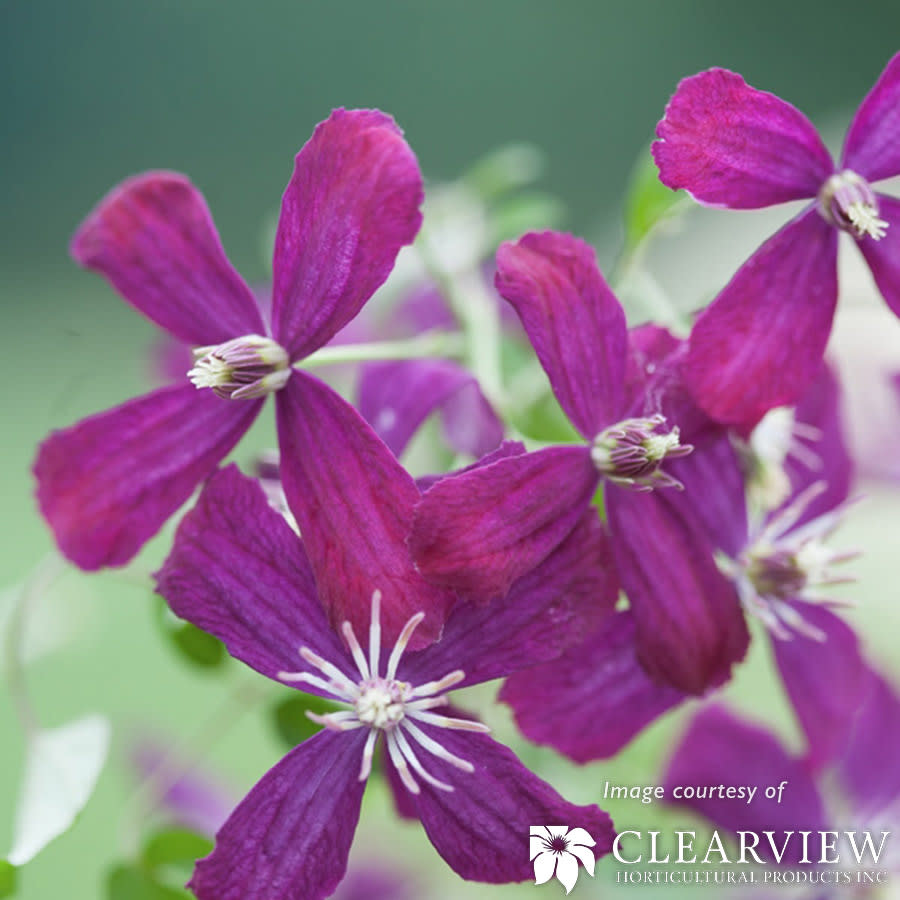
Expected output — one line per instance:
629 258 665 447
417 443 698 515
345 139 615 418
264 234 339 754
34 108 424 570
155 374 618 900
653 52 900 426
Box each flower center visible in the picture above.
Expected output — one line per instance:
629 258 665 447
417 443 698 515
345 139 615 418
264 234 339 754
591 414 693 490
278 590 489 795
719 483 859 640
187 334 290 400
818 170 888 240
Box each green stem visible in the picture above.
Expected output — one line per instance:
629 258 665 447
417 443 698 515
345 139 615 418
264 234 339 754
295 331 466 369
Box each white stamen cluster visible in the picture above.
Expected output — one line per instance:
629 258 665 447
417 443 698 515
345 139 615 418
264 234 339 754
188 334 290 400
278 590 489 794
718 483 859 640
818 170 888 241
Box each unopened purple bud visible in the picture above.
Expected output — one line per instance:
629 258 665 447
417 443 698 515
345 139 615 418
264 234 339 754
590 413 693 490
188 334 290 400
818 170 888 240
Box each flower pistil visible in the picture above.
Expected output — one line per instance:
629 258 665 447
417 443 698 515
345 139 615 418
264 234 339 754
818 170 888 240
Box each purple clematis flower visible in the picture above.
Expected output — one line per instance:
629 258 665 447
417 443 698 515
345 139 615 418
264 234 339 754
34 108 423 570
500 364 864 764
410 231 751 695
664 670 900 884
155 374 617 899
653 53 900 426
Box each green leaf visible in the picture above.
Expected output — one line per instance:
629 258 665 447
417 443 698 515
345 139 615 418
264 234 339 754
8 715 110 866
141 828 213 872
106 864 187 900
272 693 341 748
622 148 686 252
0 861 17 898
491 192 565 245
156 600 226 669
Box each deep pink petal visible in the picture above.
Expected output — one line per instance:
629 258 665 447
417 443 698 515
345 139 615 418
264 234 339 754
189 729 368 900
358 359 502 459
34 385 260 569
271 109 423 359
685 208 838 426
857 194 900 318
500 611 685 762
408 729 615 883
771 603 867 771
410 445 599 600
781 362 853 526
401 511 617 688
276 372 454 650
607 482 749 695
415 439 526 493
839 669 900 818
155 466 351 689
71 172 264 345
495 232 627 437
653 68 832 208
664 706 827 862
841 52 900 181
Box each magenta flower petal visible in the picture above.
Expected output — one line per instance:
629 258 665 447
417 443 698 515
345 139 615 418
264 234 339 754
155 466 350 688
771 603 867 771
685 208 838 425
856 194 900 318
271 109 424 359
276 372 454 649
401 511 617 689
410 445 599 600
653 68 832 208
841 52 900 182
409 728 615 883
358 359 502 458
782 363 853 527
71 172 264 346
495 231 627 438
664 706 828 862
607 483 749 695
189 729 368 900
500 611 685 762
34 385 261 569
839 671 900 818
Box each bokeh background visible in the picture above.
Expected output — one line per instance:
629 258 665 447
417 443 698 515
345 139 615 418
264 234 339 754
3 2 900 897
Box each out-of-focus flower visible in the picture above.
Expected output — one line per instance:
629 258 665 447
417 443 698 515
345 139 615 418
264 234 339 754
34 109 423 569
156 376 618 899
654 53 900 426
664 670 900 891
129 736 235 837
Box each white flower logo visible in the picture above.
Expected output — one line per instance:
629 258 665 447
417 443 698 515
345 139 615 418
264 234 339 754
530 825 596 894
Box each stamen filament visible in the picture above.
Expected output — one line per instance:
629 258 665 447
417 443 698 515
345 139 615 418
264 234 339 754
402 719 477 772
358 729 378 782
385 612 425 680
368 590 383 679
393 726 454 792
342 620 370 681
409 669 465 698
385 732 420 794
407 709 492 732
297 647 359 697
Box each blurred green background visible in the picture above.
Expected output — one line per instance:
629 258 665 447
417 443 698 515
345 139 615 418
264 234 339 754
3 2 900 897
